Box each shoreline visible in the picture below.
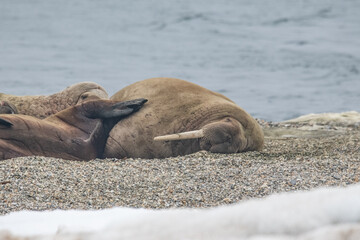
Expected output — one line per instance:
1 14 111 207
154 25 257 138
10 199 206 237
1 114 359 216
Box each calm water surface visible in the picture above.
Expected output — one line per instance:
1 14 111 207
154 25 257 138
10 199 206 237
1 0 359 121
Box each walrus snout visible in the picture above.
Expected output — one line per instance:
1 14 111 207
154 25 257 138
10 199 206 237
154 117 250 153
199 118 246 153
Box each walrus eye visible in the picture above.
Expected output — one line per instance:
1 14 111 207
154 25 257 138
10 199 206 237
77 94 90 103
81 94 88 100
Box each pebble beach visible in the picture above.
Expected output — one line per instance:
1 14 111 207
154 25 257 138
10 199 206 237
1 119 359 216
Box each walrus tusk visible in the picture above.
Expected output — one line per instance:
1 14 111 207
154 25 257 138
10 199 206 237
154 129 204 141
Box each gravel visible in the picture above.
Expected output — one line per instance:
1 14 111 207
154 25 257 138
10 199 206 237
1 123 359 215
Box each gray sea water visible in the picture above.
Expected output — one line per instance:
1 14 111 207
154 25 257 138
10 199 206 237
1 0 359 121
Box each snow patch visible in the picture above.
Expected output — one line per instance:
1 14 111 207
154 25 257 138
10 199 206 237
1 184 360 239
284 111 360 127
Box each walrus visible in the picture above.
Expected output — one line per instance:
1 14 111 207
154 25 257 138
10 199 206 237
0 82 109 119
104 78 264 159
0 98 147 161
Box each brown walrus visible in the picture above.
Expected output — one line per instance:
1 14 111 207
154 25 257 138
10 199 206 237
104 78 264 159
0 82 109 119
0 98 147 161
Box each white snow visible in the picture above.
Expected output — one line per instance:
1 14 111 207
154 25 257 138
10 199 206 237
1 184 360 240
284 111 360 126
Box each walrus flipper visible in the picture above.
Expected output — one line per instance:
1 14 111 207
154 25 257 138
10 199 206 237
0 118 13 127
97 98 148 119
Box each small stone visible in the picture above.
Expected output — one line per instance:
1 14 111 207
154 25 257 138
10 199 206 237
223 198 231 203
289 179 297 186
332 174 341 180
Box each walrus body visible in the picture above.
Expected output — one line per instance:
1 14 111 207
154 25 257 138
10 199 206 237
0 82 109 119
104 78 264 159
0 98 147 161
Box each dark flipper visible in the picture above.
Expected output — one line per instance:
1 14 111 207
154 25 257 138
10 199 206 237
94 98 148 119
0 117 13 127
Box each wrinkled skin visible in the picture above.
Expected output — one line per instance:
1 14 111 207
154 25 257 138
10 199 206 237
0 98 147 161
104 78 264 159
0 82 109 119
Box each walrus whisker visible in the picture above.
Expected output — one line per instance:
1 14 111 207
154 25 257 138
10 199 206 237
154 129 204 141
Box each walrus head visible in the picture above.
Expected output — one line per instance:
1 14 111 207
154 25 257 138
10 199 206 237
0 82 109 119
62 82 109 104
154 117 257 153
